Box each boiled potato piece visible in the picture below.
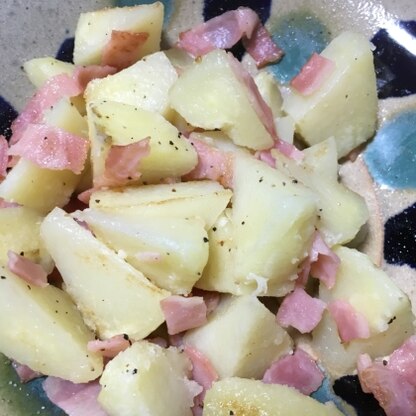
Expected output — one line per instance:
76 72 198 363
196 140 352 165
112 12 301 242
0 160 80 214
88 100 197 184
312 246 414 377
40 208 169 340
203 378 343 416
76 209 209 294
195 209 248 295
170 49 274 150
0 266 103 382
0 206 52 272
282 32 377 157
23 57 75 88
254 71 283 118
85 51 177 118
90 181 232 230
232 155 317 296
184 295 292 379
99 341 196 416
273 138 369 246
74 3 163 66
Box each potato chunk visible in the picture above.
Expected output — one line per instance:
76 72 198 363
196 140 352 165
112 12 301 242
184 295 292 379
0 266 103 382
274 138 369 246
282 32 377 157
312 246 414 377
40 208 169 340
170 49 274 150
76 209 209 294
232 155 317 296
74 3 163 65
99 341 196 416
203 378 343 416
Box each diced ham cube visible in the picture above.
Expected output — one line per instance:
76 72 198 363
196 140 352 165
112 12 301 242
7 250 48 288
87 334 132 358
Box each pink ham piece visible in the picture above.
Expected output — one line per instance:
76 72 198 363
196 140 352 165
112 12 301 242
177 7 282 68
12 362 42 383
387 335 416 385
291 53 335 96
0 197 20 208
43 377 108 416
94 138 150 188
192 289 220 315
10 73 82 145
102 30 149 71
327 299 370 343
87 334 132 358
184 136 233 188
276 287 326 333
297 231 340 288
7 250 48 288
72 65 117 91
263 348 324 395
8 124 89 175
161 295 207 335
0 135 8 178
357 352 416 416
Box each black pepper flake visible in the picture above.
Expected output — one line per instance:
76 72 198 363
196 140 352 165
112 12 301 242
0 276 6 279
197 272 201 276
259 177 263 183
229 411 234 415
169 140 174 146
387 316 396 324
220 241 224 246
174 146 179 150
132 368 138 375
292 179 298 184
27 285 31 290
241 221 245 225
203 237 209 243
172 189 177 192
282 181 286 186
95 199 100 203
177 132 181 138
383 359 388 366
212 227 217 232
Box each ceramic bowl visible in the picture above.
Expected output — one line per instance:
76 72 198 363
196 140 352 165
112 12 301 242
1 0 416 415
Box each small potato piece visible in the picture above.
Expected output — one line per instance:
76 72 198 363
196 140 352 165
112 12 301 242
99 341 196 416
184 295 292 379
203 378 343 416
232 155 317 296
40 208 169 340
76 209 209 295
85 51 177 118
282 32 377 158
23 57 75 88
90 181 232 230
170 49 274 150
254 71 283 118
88 100 197 184
74 3 163 66
0 266 103 383
312 246 414 377
0 206 52 272
274 138 369 246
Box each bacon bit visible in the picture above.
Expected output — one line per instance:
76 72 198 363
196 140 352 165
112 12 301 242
10 74 82 145
297 231 340 288
7 250 48 288
387 335 416 386
0 135 8 178
177 7 282 68
87 334 131 358
102 30 149 71
327 299 371 343
291 53 335 96
0 197 20 208
8 124 88 175
77 188 94 205
243 23 283 68
12 362 42 383
263 348 324 395
94 138 150 188
43 377 107 416
72 65 117 91
192 289 220 315
276 287 326 333
161 295 207 335
183 136 233 188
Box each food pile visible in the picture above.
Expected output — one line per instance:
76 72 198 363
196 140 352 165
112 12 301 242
0 2 414 416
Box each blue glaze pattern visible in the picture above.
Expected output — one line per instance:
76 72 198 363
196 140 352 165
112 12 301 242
364 111 416 189
333 376 385 416
372 20 416 99
384 202 416 268
311 376 348 414
0 96 18 140
267 12 330 83
55 37 75 63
